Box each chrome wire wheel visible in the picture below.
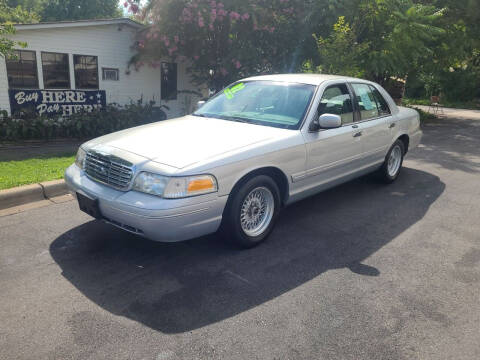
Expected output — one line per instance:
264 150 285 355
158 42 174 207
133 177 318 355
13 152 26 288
387 145 402 177
240 186 275 237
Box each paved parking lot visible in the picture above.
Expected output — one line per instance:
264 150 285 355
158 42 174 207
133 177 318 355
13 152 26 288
1 112 479 360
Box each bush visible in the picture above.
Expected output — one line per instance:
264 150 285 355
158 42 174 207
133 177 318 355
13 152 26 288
0 100 168 141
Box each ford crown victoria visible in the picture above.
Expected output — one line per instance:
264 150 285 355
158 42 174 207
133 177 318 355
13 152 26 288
65 74 422 248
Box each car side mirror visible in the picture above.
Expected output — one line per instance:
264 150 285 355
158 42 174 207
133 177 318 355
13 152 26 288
317 113 342 129
196 100 206 110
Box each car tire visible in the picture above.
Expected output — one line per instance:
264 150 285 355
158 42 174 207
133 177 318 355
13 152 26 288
379 140 405 183
221 175 281 248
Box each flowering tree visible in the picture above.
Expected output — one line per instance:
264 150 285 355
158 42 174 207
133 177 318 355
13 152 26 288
126 0 309 91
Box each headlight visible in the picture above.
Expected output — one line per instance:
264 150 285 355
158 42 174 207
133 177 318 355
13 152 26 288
75 147 86 169
133 172 217 198
132 172 169 197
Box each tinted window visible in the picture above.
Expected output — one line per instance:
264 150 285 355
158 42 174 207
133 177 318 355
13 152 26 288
351 83 380 120
74 55 98 89
370 85 391 116
193 81 315 129
318 84 354 124
6 50 39 89
161 62 177 100
42 52 70 89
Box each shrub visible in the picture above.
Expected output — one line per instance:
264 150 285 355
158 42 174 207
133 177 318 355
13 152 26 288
0 100 168 141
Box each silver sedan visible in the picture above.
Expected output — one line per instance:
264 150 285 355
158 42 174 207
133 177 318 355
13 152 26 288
65 74 422 248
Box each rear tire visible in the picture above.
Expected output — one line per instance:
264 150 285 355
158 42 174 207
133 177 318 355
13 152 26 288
379 140 405 183
221 175 280 248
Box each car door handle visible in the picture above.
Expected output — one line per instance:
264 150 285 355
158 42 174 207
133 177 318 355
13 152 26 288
353 131 362 138
389 123 396 128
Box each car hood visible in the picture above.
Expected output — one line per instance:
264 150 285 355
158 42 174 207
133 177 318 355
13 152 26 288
84 115 290 169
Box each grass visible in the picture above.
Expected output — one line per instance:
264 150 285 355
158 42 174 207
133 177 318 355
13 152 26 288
0 153 75 190
403 98 480 110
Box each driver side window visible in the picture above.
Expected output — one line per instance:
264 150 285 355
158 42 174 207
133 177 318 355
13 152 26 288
318 84 354 125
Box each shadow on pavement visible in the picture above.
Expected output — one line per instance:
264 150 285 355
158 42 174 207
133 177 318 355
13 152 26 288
50 168 444 333
414 117 480 173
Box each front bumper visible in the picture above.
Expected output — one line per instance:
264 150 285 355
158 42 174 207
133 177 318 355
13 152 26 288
65 164 228 242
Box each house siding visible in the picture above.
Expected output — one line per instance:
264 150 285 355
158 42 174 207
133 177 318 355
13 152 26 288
0 23 200 118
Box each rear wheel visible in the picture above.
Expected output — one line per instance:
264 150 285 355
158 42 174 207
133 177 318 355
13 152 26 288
379 140 405 183
222 175 280 248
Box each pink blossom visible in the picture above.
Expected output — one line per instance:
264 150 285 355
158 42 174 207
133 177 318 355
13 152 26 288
130 4 138 13
210 1 216 8
218 2 224 8
218 9 227 16
164 38 170 46
235 61 241 69
198 17 205 27
229 11 241 20
174 35 179 43
194 55 199 60
209 24 214 30
123 1 128 8
242 13 250 21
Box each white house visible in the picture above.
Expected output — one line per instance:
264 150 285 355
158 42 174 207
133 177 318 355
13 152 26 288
0 18 203 118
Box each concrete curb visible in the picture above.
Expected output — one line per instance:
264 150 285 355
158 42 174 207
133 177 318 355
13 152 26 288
0 179 69 210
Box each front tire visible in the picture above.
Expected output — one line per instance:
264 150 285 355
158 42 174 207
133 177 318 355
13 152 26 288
379 140 405 183
221 175 280 248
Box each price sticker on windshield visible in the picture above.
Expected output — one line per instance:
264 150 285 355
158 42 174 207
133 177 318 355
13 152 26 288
224 83 245 99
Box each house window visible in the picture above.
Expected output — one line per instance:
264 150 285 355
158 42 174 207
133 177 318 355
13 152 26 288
74 55 98 89
161 62 177 100
102 67 119 81
6 50 39 89
41 52 70 89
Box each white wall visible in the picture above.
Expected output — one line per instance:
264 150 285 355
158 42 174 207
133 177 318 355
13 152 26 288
0 23 201 118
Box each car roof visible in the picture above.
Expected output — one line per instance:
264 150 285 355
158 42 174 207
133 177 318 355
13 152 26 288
241 73 366 86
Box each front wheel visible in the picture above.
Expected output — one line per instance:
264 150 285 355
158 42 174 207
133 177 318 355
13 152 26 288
379 140 405 183
221 175 280 248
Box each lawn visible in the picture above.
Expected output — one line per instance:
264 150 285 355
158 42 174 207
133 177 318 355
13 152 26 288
402 98 480 110
0 153 75 190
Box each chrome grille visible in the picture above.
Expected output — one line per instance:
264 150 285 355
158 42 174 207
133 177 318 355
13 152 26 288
84 151 133 190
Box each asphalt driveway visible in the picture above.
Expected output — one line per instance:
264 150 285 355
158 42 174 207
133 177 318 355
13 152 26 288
0 111 479 360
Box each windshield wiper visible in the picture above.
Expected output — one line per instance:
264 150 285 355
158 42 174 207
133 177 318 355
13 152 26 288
218 115 251 123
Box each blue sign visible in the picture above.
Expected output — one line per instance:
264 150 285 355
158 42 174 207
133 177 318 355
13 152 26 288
9 89 107 116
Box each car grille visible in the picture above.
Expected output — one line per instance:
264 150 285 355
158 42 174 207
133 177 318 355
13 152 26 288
84 151 133 190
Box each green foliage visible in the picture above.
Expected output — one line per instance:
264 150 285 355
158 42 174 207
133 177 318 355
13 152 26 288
0 101 168 141
0 0 38 57
308 0 445 84
308 16 369 78
40 0 122 21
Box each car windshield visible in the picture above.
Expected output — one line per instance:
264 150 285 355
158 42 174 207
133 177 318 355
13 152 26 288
193 81 315 129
